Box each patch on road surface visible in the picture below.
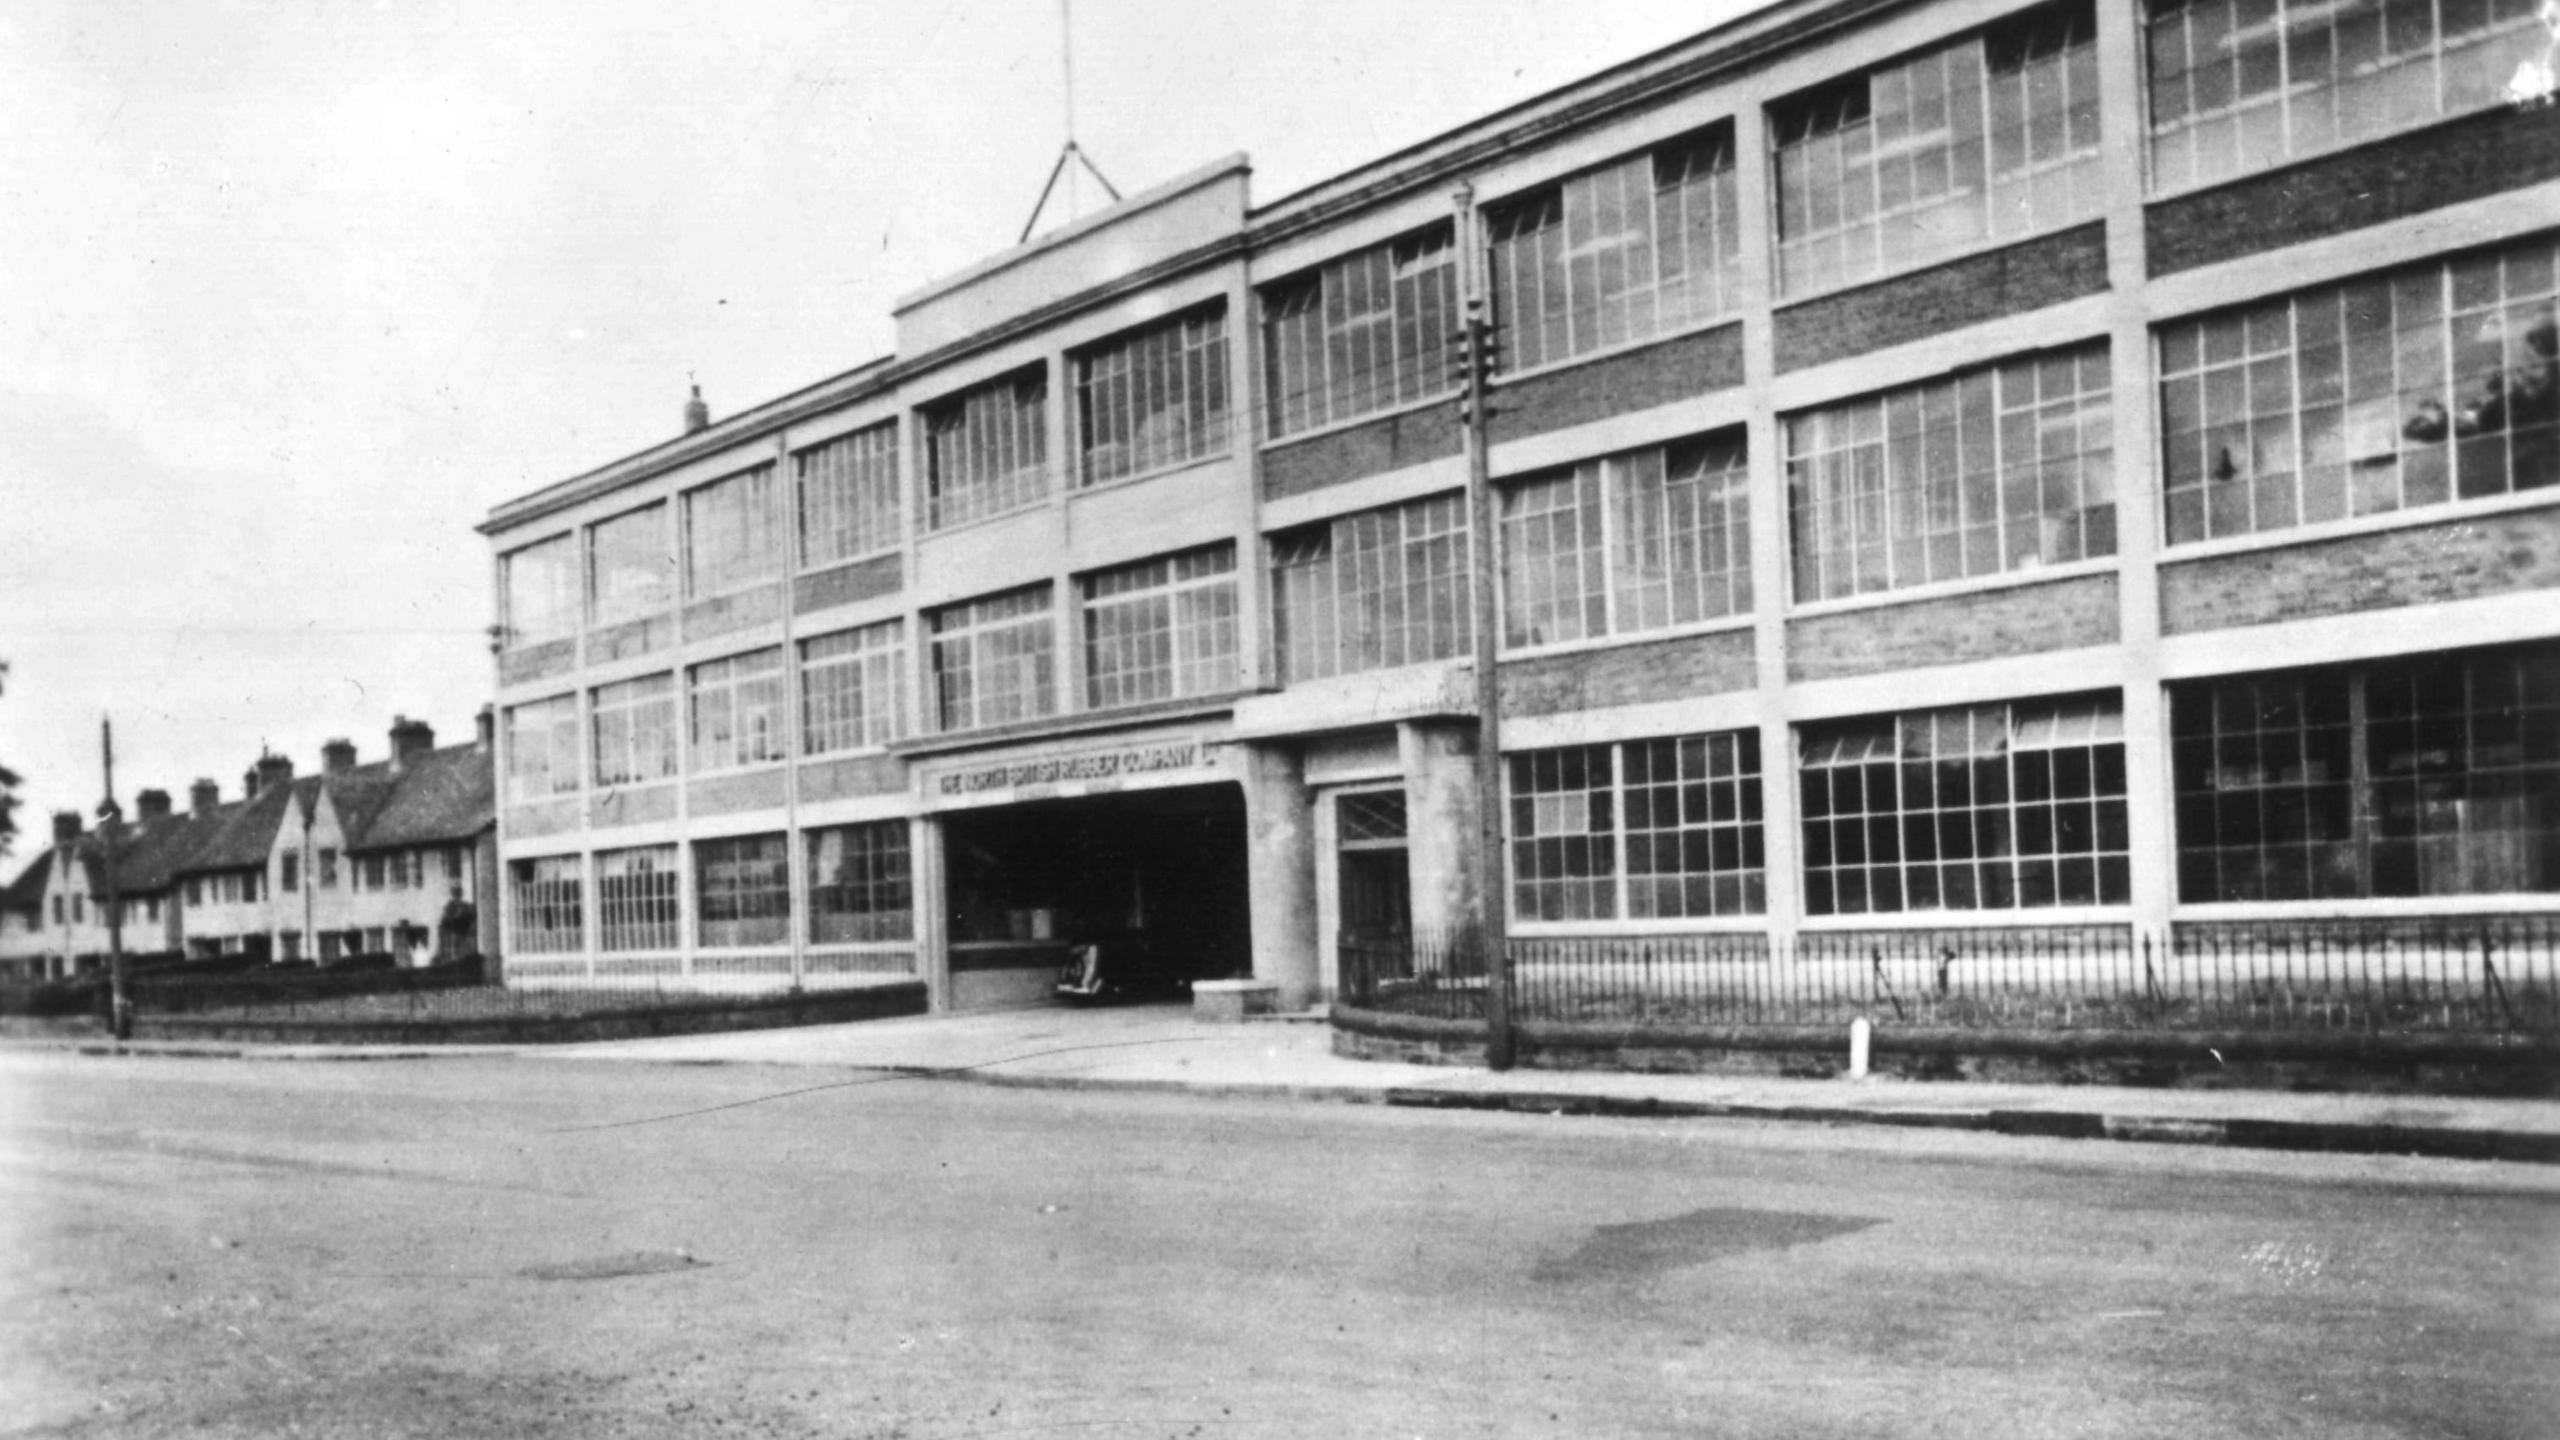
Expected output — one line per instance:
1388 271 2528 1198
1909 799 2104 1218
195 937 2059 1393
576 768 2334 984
520 1250 705 1281
1535 1207 1878 1283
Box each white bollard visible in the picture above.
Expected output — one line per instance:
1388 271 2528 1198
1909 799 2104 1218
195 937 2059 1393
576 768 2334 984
1848 1016 1871 1080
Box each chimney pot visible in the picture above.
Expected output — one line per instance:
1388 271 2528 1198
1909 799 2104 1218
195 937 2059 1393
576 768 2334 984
189 779 219 817
256 753 295 790
51 811 82 845
243 765 262 800
684 382 710 435
136 789 172 822
389 716 435 771
322 738 357 776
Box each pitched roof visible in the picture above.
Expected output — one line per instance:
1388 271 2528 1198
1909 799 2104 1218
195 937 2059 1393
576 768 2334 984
2 848 52 914
175 782 298 874
342 742 494 853
109 808 227 893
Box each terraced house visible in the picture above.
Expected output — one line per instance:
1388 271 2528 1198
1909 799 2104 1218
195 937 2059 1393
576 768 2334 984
0 718 499 978
478 0 2560 1014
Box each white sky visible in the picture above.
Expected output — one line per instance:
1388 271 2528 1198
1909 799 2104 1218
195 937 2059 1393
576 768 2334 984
0 0 1764 851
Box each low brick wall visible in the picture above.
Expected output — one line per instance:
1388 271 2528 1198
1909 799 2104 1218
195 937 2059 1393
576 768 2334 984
1331 1005 2559 1097
130 980 927 1046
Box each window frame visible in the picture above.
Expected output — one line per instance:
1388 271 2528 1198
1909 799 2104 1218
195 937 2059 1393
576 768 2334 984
683 464 785 601
596 844 683 953
586 502 674 628
1080 545 1242 710
1076 304 1232 487
1508 729 1769 927
1500 431 1754 651
1270 492 1473 684
807 821 915 945
687 648 788 774
800 620 907 756
592 672 680 788
508 855 585 955
1260 224 1460 440
694 832 791 950
500 533 579 648
923 368 1050 531
929 586 1058 732
504 694 583 802
796 421 903 569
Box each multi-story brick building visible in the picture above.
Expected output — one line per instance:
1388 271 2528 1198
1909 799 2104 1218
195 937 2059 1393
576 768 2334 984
477 0 2559 1012
0 717 499 978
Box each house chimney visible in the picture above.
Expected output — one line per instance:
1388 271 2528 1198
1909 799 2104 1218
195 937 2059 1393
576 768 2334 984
683 382 710 435
389 716 435 771
257 753 295 793
51 811 82 845
243 765 262 800
136 789 172 822
322 738 357 776
475 703 495 751
190 779 220 816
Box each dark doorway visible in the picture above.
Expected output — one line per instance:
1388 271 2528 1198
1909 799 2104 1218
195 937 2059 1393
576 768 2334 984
1335 789 1411 943
941 783 1250 1005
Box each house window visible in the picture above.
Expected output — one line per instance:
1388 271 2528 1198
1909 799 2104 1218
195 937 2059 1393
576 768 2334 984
2158 238 2560 546
2147 0 2549 194
280 852 299 894
688 649 786 773
684 465 783 599
696 833 789 949
319 847 338 888
144 897 160 923
501 533 578 646
588 502 673 628
797 423 901 568
801 621 906 755
1772 0 2100 298
929 587 1055 731
50 896 62 924
2172 643 2560 901
1502 432 1751 648
362 927 386 955
1081 546 1239 709
508 856 584 954
1509 731 1767 923
1078 307 1230 485
186 878 202 907
1788 343 2115 601
924 370 1048 530
359 855 386 892
73 894 86 923
504 695 582 801
1262 225 1458 438
596 845 682 952
1800 693 2131 915
1488 126 1742 373
808 821 913 944
592 673 679 787
443 847 464 886
1270 492 1472 683
280 931 302 962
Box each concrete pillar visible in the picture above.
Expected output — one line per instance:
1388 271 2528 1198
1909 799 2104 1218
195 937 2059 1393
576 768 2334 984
1242 744 1320 1008
912 814 951 1012
1398 719 1482 952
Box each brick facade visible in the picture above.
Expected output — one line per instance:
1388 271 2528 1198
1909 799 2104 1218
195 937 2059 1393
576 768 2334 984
1260 400 1463 502
2159 512 2560 635
1500 628 1757 718
796 553 904 615
1772 222 2108 375
1488 323 1745 444
1787 575 2120 683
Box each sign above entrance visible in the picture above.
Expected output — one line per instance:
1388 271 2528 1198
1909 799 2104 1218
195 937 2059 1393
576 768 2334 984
922 729 1235 808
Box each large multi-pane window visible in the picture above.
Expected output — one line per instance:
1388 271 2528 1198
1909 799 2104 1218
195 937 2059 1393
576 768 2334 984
930 587 1056 731
808 822 913 944
1502 432 1751 648
801 621 905 754
595 845 681 952
1271 493 1471 683
924 370 1048 530
2159 239 2560 546
509 856 584 955
688 648 786 772
1263 226 1458 438
501 534 578 646
684 465 783 598
1773 0 2101 297
1081 546 1240 709
1488 127 1742 373
1789 344 2116 601
1510 731 1767 923
587 503 673 627
2147 0 2549 195
2172 644 2560 902
695 833 789 949
1078 308 1230 485
1800 694 2130 916
503 695 581 801
797 423 901 568
591 673 678 787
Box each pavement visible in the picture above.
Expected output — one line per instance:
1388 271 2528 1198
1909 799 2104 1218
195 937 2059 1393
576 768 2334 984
29 1000 2560 1165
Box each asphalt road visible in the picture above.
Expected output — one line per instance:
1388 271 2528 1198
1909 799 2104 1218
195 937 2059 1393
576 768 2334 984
2 1050 2555 1440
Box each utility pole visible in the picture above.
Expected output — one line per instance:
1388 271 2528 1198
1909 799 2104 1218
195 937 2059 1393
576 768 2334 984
1451 184 1515 1071
98 717 130 1041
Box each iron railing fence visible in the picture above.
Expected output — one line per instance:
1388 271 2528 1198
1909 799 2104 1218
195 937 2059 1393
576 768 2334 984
1339 916 2560 1036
